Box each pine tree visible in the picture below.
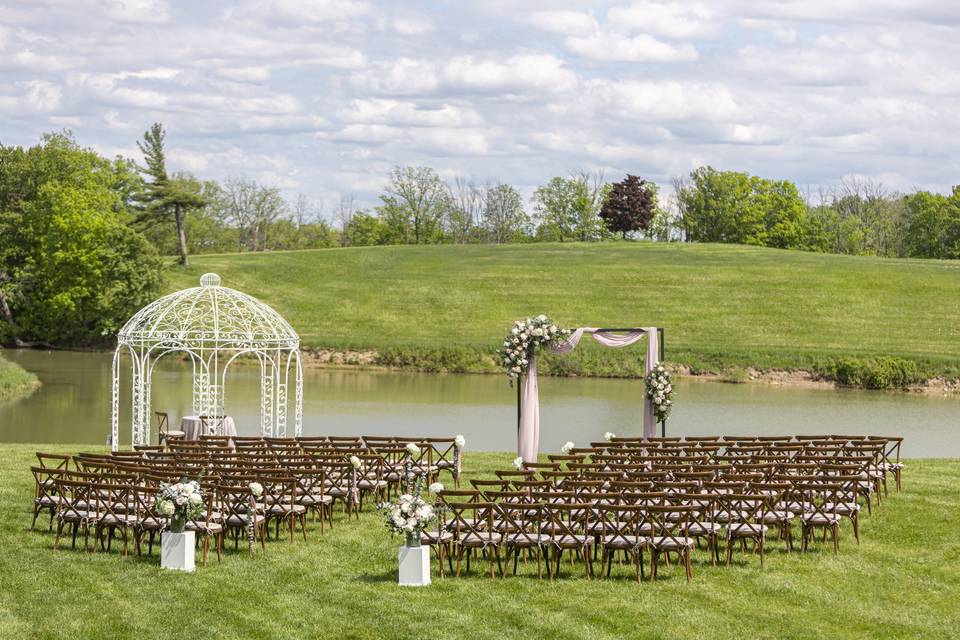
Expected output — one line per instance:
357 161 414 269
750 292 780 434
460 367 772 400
135 123 206 265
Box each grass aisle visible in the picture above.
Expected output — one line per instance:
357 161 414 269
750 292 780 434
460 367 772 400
1 445 958 639
166 243 960 383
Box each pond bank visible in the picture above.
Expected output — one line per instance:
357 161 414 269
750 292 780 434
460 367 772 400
300 347 960 394
0 353 40 401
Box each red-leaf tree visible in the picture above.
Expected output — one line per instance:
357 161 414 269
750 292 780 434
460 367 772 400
599 174 657 238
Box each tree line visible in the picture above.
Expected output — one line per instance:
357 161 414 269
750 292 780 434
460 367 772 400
2 126 958 345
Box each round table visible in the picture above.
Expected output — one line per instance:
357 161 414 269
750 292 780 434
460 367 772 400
180 415 237 440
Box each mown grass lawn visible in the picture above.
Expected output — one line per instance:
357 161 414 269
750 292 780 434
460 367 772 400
166 242 960 380
1 444 958 640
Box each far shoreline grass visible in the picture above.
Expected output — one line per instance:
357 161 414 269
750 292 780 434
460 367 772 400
1 443 957 640
0 352 40 402
162 242 960 389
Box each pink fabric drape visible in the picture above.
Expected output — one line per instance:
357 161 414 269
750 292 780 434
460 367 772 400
517 327 660 461
517 355 540 461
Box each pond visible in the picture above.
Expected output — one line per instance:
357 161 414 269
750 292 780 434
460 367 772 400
1 349 956 457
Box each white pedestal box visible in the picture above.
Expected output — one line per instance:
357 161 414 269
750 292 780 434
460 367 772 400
397 545 431 586
161 531 196 572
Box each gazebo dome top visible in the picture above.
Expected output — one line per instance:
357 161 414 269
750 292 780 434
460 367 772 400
117 273 299 349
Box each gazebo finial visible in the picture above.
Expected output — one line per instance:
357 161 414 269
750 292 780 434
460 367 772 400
200 273 221 287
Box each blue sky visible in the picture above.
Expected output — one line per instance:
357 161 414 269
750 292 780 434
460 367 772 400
1 0 958 214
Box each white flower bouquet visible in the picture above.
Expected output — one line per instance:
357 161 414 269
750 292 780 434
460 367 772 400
378 493 436 547
500 315 570 383
157 479 204 533
645 364 674 423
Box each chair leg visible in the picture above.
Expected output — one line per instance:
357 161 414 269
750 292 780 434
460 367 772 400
684 549 692 581
54 519 64 550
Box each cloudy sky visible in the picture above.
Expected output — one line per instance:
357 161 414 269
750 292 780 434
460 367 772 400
2 0 958 214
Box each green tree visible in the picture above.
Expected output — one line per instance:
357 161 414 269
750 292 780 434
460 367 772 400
532 174 607 242
0 133 163 345
342 211 386 246
675 167 807 248
135 123 207 265
483 182 530 243
904 188 960 258
377 166 449 244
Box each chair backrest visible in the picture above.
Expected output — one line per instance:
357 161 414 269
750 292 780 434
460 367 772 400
596 503 646 544
495 500 544 546
541 502 591 538
199 415 225 437
36 452 71 471
155 411 170 434
445 501 496 538
55 479 97 521
31 466 65 502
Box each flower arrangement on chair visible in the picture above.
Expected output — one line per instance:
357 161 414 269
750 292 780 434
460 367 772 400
645 364 674 422
157 479 203 533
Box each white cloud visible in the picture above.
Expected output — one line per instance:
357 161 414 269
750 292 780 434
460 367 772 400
527 10 597 36
565 32 698 62
442 54 578 94
391 17 433 35
607 2 717 39
2 0 958 205
339 99 482 127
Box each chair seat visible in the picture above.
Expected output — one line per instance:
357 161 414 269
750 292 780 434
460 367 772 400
459 532 502 546
600 534 650 549
421 531 454 544
761 510 795 524
298 494 333 506
186 521 223 534
687 522 723 535
823 502 860 515
225 514 265 526
550 534 594 548
727 523 768 537
267 503 307 515
163 430 187 438
802 513 841 525
651 535 694 549
358 479 387 490
503 532 552 546
36 496 63 507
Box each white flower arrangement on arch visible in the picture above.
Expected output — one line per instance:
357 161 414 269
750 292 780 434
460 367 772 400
500 315 570 382
645 364 674 423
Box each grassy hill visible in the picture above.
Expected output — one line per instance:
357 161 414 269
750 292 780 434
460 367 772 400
166 242 960 385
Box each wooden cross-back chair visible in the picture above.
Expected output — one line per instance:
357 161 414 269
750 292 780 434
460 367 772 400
446 501 501 578
216 484 267 554
541 501 594 579
595 503 650 582
155 411 185 444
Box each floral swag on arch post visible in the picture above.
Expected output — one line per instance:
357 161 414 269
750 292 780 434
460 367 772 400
502 316 665 462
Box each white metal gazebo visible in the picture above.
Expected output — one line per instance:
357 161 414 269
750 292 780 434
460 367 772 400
110 272 303 451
